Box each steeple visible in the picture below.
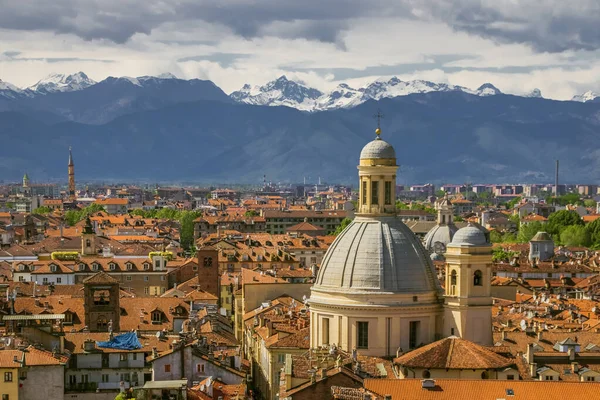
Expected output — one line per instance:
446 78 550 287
357 123 397 215
22 173 30 188
68 146 76 201
436 193 454 225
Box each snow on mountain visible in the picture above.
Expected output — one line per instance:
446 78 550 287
29 72 96 94
475 83 502 96
231 76 505 111
0 79 31 99
362 77 473 101
230 76 323 111
526 88 542 98
572 90 600 103
314 83 364 110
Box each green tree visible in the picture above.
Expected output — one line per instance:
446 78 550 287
454 215 464 222
560 225 590 247
546 210 583 235
244 209 259 217
64 203 105 226
490 230 504 243
517 221 545 243
492 247 517 262
506 196 522 209
477 191 491 200
395 200 409 210
435 190 446 198
554 193 582 206
584 199 597 208
586 218 600 246
156 207 179 220
33 206 53 215
179 210 201 250
333 218 352 235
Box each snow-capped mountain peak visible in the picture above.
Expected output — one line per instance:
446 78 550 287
572 90 599 103
476 83 502 96
0 79 21 92
526 88 542 98
230 75 323 111
29 72 96 94
231 76 506 111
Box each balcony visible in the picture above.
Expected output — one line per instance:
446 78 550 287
98 381 133 390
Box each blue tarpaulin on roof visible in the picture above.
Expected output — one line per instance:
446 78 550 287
96 332 142 350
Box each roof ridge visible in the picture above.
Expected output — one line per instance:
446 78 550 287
445 337 455 368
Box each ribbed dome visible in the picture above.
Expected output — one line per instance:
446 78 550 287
313 216 439 294
424 224 459 252
450 224 488 246
360 138 396 159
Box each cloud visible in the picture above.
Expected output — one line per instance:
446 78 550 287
1 0 599 53
409 0 600 52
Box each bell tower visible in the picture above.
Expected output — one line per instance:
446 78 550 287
81 217 96 256
443 225 493 345
357 115 397 216
68 146 76 201
196 245 220 299
436 194 454 225
83 271 120 332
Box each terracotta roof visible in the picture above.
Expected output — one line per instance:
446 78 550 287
82 271 119 284
286 221 323 232
364 378 600 400
0 346 67 367
95 198 129 205
394 337 512 369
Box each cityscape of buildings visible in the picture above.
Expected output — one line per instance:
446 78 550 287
1 125 600 400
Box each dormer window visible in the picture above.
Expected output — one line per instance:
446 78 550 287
79 263 86 271
143 263 150 271
126 263 133 271
151 311 162 323
109 263 116 271
18 264 25 271
50 264 57 273
92 263 99 271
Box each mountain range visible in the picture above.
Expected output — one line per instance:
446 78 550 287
1 72 600 184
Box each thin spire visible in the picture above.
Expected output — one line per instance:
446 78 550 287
373 109 384 138
68 146 73 166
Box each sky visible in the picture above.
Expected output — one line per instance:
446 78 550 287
0 0 599 99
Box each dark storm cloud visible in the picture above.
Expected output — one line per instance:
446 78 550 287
410 0 600 52
0 0 598 52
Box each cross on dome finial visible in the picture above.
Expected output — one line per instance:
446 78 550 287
373 109 384 138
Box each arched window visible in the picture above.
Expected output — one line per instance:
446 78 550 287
422 370 431 379
442 215 446 224
474 270 483 286
481 371 489 379
85 239 91 247
450 270 457 286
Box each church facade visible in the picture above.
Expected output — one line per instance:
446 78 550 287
309 126 493 357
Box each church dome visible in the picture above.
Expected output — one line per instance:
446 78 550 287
450 224 488 246
313 216 439 295
360 137 396 160
424 224 459 252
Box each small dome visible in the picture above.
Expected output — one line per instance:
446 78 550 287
360 138 396 160
424 224 459 252
450 224 487 246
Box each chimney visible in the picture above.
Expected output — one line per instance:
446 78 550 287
530 362 537 378
501 330 507 341
537 330 543 341
267 320 274 337
571 362 579 374
568 348 576 361
526 343 535 364
152 347 158 358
